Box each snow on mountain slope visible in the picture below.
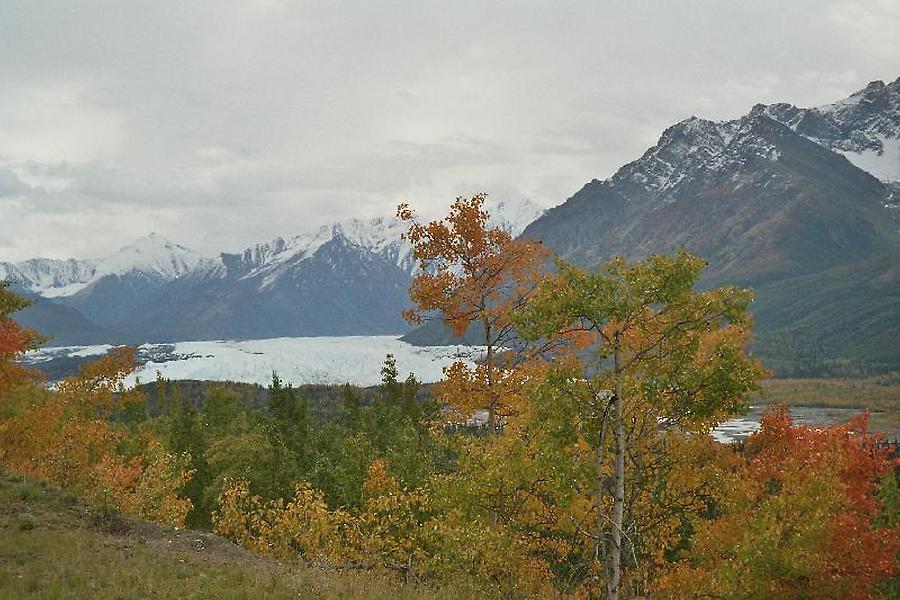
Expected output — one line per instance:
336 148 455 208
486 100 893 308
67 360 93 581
839 137 900 183
99 232 208 280
604 111 787 208
239 217 413 288
230 199 546 289
490 198 547 237
1 233 210 297
762 77 900 182
3 198 547 300
3 199 547 344
596 77 900 208
615 117 738 193
23 336 483 387
0 258 97 297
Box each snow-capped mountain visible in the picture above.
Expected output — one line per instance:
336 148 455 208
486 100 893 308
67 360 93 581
609 114 788 203
609 77 900 202
0 258 97 298
230 217 414 291
5 200 547 346
11 78 898 366
4 198 544 301
0 233 210 298
489 198 547 237
520 78 900 376
760 77 900 182
100 233 210 280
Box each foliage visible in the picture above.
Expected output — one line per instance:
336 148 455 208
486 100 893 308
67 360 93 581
398 193 549 432
654 406 900 599
0 281 45 397
148 354 448 533
3 202 898 598
514 250 767 597
0 347 192 525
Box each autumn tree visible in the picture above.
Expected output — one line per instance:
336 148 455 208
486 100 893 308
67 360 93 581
654 407 900 598
0 344 193 525
0 281 45 398
515 251 764 598
397 193 549 433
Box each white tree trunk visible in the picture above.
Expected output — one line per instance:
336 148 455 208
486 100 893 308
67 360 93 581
595 396 609 561
484 319 497 436
607 337 625 600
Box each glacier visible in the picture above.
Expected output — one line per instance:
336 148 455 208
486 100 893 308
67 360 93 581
22 336 895 441
24 335 484 388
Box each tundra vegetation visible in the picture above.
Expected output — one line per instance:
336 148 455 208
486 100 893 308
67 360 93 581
1 198 897 598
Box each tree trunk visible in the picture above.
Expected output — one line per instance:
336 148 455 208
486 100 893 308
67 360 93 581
484 318 497 436
607 335 625 600
595 392 610 562
483 317 501 527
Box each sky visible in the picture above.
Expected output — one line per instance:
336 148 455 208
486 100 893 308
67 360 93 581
1 0 899 261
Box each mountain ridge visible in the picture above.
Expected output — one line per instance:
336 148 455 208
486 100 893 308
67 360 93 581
516 78 900 375
3 199 545 345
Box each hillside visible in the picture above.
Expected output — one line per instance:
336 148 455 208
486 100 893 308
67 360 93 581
0 472 457 599
517 79 900 376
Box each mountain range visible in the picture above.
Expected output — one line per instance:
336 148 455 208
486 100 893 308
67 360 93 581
4 78 900 376
403 78 900 376
1 200 544 346
515 77 900 376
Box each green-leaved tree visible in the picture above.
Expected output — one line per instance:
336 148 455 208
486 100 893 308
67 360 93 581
515 251 765 598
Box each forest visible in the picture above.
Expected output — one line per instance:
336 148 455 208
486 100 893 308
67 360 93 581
1 196 898 598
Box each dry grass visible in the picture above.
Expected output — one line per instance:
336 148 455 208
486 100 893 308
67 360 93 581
755 374 900 412
0 472 470 600
752 375 899 435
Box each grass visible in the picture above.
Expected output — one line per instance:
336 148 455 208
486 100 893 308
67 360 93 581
754 374 900 412
0 472 463 599
751 375 900 436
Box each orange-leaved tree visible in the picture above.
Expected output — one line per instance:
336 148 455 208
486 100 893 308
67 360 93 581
0 281 45 399
0 333 193 526
653 406 900 598
397 193 549 433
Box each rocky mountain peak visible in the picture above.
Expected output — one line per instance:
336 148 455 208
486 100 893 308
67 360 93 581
603 77 900 203
488 198 547 236
747 78 900 182
102 233 207 280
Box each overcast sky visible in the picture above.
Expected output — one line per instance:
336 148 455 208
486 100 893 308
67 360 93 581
1 0 898 261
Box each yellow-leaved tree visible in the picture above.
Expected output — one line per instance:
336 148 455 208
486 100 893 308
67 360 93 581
515 251 765 598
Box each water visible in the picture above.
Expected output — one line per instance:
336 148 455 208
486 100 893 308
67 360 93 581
713 405 898 443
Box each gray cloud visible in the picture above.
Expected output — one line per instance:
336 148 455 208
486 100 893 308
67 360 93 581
0 0 898 260
0 168 30 198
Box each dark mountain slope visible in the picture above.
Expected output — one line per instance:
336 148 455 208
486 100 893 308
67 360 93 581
5 201 543 346
14 295 124 347
120 236 414 342
750 249 900 375
517 85 900 375
407 80 900 375
523 114 896 286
